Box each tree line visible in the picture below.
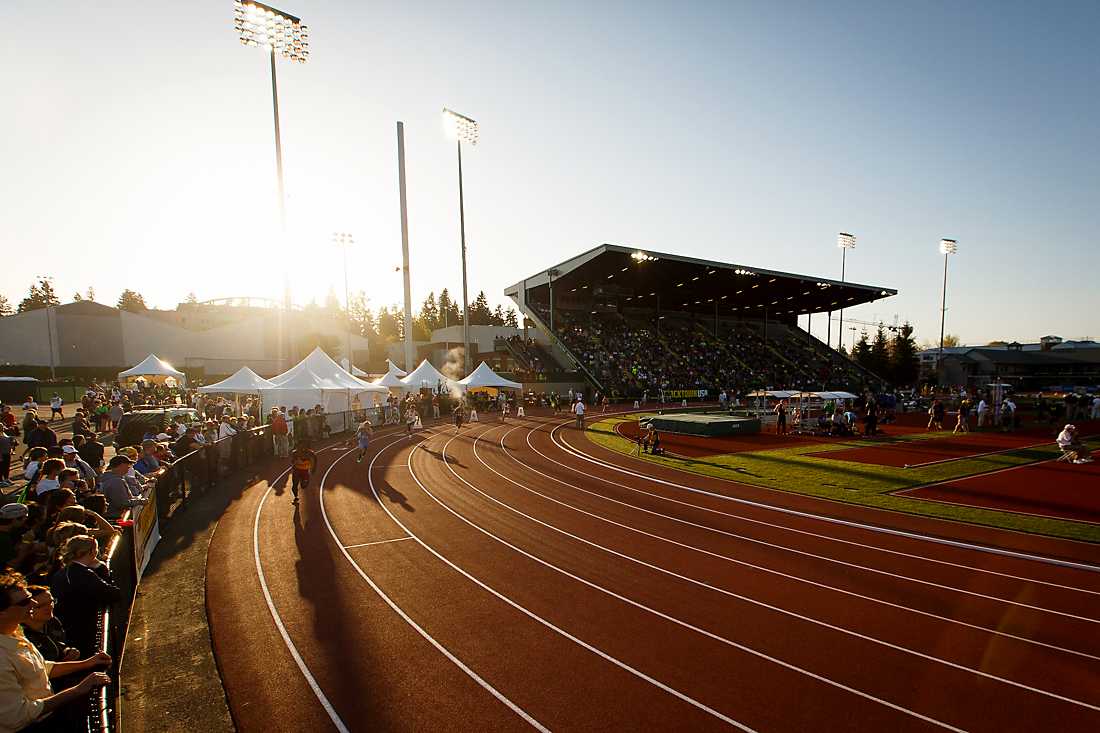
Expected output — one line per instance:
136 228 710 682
846 322 922 387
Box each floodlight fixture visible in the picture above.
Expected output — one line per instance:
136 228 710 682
939 238 958 255
631 251 656 262
234 1 310 62
837 232 856 249
442 108 479 145
937 238 959 380
835 231 857 351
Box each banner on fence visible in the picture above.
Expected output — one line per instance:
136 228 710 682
666 389 708 399
132 484 161 581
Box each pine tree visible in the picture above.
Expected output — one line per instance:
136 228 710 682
869 323 890 378
85 287 96 302
117 289 148 312
17 277 60 313
438 289 460 328
469 291 492 326
852 330 872 368
186 292 198 304
889 322 919 386
377 306 400 341
491 304 506 327
0 295 12 317
73 292 83 302
418 292 439 332
504 308 519 328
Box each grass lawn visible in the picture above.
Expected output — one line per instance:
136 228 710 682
586 415 1100 543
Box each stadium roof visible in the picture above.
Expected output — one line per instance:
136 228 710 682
505 244 896 317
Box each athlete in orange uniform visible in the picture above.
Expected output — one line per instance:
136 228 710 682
290 440 318 505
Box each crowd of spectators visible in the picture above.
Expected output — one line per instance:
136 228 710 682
546 309 877 398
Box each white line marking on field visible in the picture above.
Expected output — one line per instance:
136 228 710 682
343 536 412 549
474 427 1100 661
440 429 1100 717
553 420 1100 574
401 427 760 732
318 433 551 733
519 424 1100 597
254 467 351 733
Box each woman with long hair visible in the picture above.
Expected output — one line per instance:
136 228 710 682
49 535 122 656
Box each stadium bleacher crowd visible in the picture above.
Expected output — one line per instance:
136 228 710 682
544 308 880 397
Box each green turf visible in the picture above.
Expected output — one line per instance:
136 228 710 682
586 416 1100 543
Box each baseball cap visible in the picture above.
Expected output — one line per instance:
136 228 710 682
61 445 78 454
0 504 28 520
108 455 133 468
155 433 171 441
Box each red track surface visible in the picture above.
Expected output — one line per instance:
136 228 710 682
615 419 832 457
207 411 1100 732
899 459 1100 524
807 433 1050 468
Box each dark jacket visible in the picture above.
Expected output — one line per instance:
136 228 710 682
25 426 58 449
50 562 122 656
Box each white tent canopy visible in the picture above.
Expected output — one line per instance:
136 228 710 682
118 354 187 386
198 367 275 394
385 359 408 377
814 391 858 400
261 348 388 414
373 363 411 391
458 362 522 390
400 359 456 392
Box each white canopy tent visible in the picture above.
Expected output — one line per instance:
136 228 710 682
458 362 522 391
814 391 858 400
400 359 457 393
118 354 187 387
197 367 275 394
385 359 408 377
372 363 412 392
261 348 388 414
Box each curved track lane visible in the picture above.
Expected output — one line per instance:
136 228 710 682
210 413 1100 732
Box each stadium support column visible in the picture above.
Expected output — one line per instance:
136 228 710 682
656 295 661 335
714 301 719 338
397 122 414 372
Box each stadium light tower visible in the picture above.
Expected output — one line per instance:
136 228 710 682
332 232 355 372
233 1 309 365
836 232 856 352
443 107 479 376
937 238 958 380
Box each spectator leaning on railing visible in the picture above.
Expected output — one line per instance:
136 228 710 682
0 570 111 733
49 535 122 658
98 456 147 519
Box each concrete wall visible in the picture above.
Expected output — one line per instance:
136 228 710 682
0 309 52 366
56 310 124 367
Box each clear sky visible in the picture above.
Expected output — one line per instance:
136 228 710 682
4 0 1097 348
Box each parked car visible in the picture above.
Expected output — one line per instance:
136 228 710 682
115 407 198 449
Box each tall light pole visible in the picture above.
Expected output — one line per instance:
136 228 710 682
937 238 958 383
332 232 354 373
836 232 856 352
233 1 309 366
442 107 479 376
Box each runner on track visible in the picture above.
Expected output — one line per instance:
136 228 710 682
453 403 465 433
353 420 373 463
289 440 318 505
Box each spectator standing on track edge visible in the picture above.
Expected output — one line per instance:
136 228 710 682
773 400 787 435
269 409 290 458
290 441 318 506
573 397 585 430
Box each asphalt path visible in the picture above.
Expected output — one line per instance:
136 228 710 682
208 412 1100 732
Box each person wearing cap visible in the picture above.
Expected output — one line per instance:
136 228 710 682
1056 424 1093 464
61 446 96 486
76 432 104 475
99 456 147 518
173 427 203 458
133 441 162 476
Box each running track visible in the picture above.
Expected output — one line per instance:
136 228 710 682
207 411 1100 732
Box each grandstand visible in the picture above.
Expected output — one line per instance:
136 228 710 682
505 244 896 396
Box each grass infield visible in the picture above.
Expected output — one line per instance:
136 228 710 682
586 415 1100 543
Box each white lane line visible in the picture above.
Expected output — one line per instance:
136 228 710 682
343 536 412 549
520 425 1100 597
254 466 352 733
523 432 1100 620
413 428 966 731
439 430 1100 717
319 433 551 733
399 427 759 732
474 427 1100 662
553 421 1100 574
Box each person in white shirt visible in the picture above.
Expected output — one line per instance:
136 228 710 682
1056 424 1092 463
573 399 586 430
1000 397 1017 432
976 399 990 428
48 396 63 423
217 417 237 465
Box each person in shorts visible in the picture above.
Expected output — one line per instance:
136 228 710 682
49 394 64 422
354 420 373 463
453 403 465 433
290 441 318 505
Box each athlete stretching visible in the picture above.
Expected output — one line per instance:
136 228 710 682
290 440 318 505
